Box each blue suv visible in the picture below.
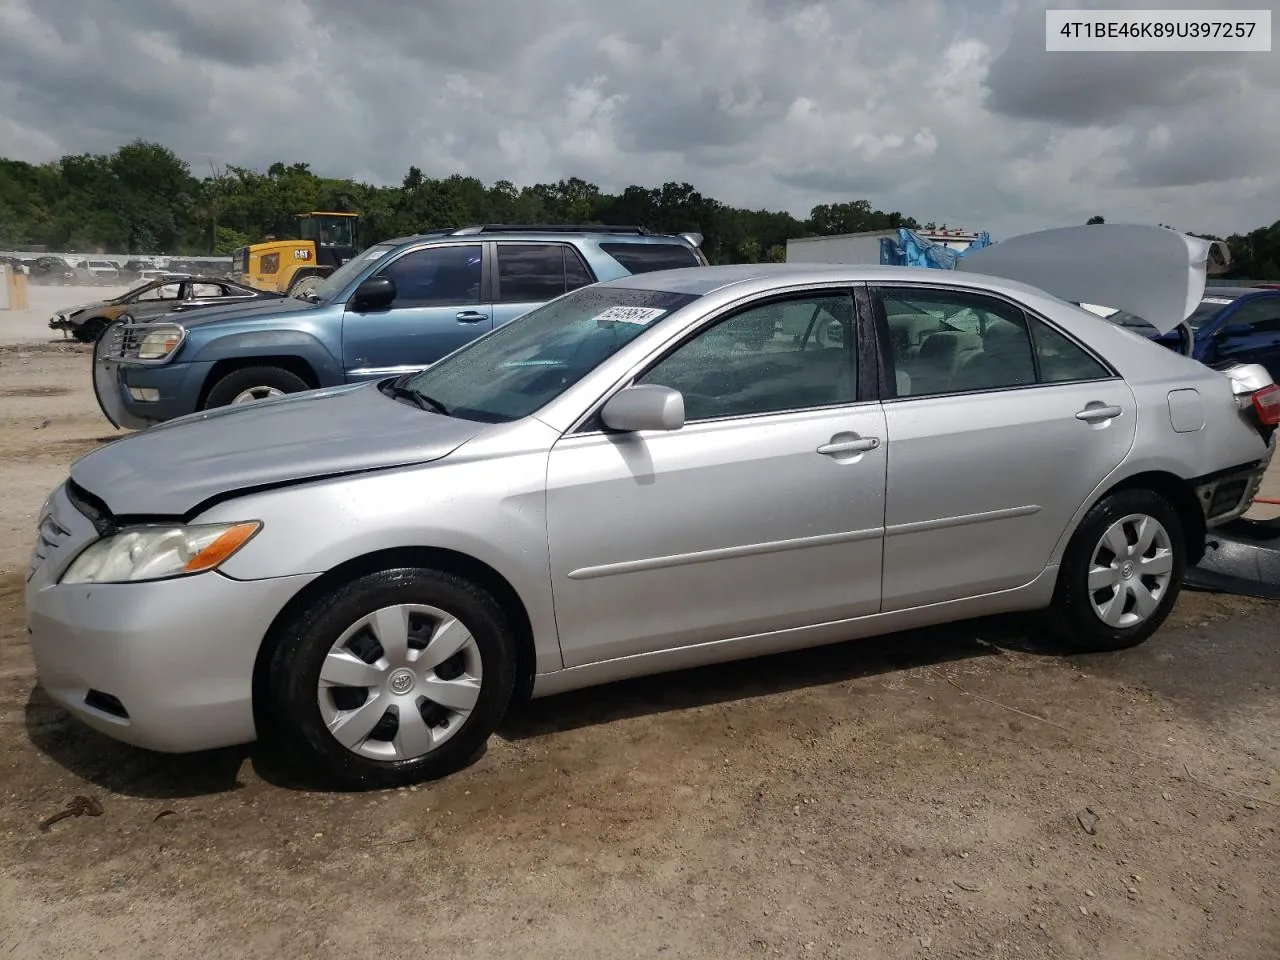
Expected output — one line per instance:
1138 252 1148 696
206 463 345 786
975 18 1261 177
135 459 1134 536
93 225 708 429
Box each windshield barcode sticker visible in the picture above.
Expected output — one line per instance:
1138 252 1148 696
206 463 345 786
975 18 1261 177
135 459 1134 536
1201 296 1234 305
593 306 667 325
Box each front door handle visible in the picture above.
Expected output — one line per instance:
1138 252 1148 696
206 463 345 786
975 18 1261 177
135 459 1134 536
817 437 880 456
456 311 488 323
1075 404 1123 423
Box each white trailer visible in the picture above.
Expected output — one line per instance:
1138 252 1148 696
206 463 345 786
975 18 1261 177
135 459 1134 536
785 230 895 264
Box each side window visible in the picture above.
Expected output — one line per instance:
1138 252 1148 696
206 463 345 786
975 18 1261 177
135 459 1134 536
881 288 1036 397
1028 316 1110 382
135 282 182 302
496 243 570 303
600 242 699 274
637 293 856 421
191 283 225 298
1226 299 1280 334
564 247 595 291
376 244 481 307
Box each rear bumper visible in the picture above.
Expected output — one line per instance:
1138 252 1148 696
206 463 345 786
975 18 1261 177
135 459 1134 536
1196 430 1277 528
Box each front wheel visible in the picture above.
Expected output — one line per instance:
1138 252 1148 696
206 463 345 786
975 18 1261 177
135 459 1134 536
202 365 309 409
1046 488 1185 652
265 568 518 789
73 317 109 343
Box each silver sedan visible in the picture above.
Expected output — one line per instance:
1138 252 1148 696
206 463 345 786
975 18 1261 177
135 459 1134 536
26 227 1279 788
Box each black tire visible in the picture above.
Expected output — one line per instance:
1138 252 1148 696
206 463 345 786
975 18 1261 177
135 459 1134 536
73 317 110 344
202 365 309 409
1047 488 1186 652
265 567 517 789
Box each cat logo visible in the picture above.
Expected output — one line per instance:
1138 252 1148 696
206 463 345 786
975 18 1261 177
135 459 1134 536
293 249 312 260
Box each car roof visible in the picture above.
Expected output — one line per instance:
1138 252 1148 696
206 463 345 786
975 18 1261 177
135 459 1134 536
377 225 697 249
596 262 1065 301
1203 286 1269 300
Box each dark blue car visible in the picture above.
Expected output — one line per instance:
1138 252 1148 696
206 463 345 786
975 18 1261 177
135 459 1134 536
1088 286 1280 381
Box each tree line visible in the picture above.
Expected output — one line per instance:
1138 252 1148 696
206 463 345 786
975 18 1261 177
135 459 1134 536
1 139 1277 278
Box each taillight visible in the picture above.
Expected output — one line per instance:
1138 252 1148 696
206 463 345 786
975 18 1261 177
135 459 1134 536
1253 383 1280 426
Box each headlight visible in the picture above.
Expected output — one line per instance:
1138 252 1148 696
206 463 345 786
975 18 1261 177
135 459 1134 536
60 522 261 585
136 325 185 361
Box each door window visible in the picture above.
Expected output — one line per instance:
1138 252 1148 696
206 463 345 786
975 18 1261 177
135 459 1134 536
564 247 594 291
495 243 588 303
637 293 856 421
881 288 1035 396
1028 315 1110 382
1225 298 1280 334
134 282 182 302
375 244 482 307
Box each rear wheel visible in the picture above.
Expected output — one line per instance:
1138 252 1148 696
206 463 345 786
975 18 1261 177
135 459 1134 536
202 365 309 409
265 567 517 789
1047 488 1185 652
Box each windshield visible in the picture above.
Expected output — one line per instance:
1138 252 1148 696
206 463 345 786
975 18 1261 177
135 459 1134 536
401 285 700 422
1186 296 1236 328
309 242 396 301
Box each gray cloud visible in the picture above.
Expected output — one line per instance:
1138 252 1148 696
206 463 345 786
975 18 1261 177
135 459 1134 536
0 0 1278 238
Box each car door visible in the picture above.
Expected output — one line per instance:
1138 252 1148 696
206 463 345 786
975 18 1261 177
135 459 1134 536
545 288 887 667
489 242 596 330
128 280 184 320
872 284 1136 611
341 242 490 380
1208 295 1280 382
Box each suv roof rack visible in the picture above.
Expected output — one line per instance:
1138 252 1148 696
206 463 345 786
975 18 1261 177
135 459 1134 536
448 223 649 236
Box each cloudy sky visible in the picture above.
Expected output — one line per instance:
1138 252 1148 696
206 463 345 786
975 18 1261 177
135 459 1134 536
0 0 1275 238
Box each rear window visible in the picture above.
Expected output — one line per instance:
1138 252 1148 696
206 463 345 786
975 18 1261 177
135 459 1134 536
1187 296 1236 329
601 242 700 274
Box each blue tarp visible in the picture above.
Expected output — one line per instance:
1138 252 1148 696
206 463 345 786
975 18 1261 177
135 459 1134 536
879 228 992 268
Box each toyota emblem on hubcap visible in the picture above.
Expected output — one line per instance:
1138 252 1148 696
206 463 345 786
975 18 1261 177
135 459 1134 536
389 669 416 694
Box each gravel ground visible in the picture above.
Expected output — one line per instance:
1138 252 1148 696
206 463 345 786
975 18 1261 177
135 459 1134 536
0 331 1277 960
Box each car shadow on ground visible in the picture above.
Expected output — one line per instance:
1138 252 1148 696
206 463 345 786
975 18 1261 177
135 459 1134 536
23 614 1063 799
500 613 1056 741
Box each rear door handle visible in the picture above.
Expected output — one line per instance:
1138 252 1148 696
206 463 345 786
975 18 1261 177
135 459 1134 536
817 437 880 456
456 311 488 323
1075 404 1123 423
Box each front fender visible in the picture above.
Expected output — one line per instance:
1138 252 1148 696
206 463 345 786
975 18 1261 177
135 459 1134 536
185 329 343 384
195 422 564 672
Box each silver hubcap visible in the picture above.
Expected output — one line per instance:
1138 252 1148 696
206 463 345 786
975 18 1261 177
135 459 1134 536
316 604 483 761
231 386 284 404
1088 513 1174 628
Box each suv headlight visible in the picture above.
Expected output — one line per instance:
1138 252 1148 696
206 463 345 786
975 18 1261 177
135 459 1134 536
137 326 185 361
61 522 261 584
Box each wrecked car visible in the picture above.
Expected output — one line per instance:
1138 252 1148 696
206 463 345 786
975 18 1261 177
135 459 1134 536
49 274 283 343
26 224 1278 789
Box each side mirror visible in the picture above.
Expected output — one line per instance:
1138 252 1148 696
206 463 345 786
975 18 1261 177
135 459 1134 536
351 276 396 310
1219 321 1252 338
600 385 685 433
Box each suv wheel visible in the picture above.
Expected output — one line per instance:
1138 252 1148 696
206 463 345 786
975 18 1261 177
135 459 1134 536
265 567 517 789
203 366 309 409
1047 488 1185 652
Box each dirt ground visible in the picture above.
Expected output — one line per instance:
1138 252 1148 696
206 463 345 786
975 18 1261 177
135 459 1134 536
0 332 1278 960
